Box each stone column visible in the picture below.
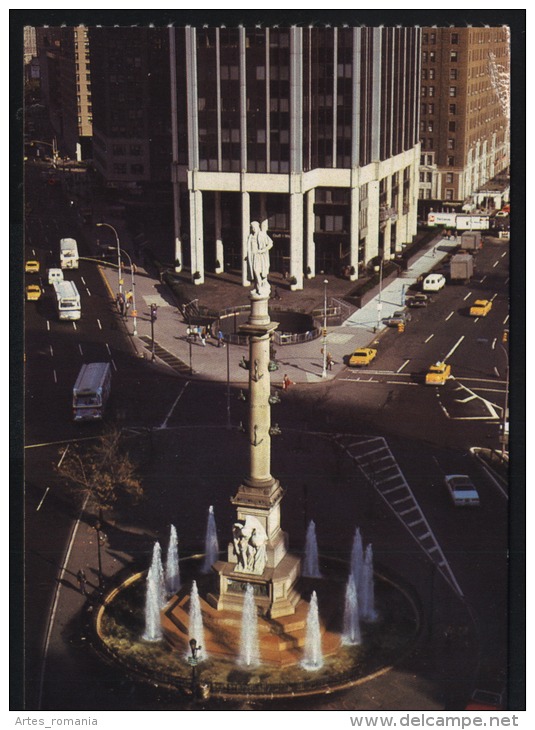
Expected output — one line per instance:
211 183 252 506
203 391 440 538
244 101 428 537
214 191 224 273
189 188 204 284
349 185 360 280
241 191 251 287
305 188 315 278
366 179 380 263
289 190 304 289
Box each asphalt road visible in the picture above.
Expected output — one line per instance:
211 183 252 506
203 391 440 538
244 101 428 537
20 164 514 710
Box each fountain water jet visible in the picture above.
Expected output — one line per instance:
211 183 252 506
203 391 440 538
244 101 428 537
238 584 260 668
360 544 378 622
165 524 180 595
350 526 364 588
143 542 165 641
302 520 322 578
188 580 207 660
301 591 324 671
341 574 361 645
202 505 220 573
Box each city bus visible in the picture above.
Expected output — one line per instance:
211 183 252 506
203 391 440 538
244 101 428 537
60 237 79 269
54 280 81 320
72 362 112 422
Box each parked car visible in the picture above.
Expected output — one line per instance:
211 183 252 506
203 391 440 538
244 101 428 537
425 361 451 385
349 348 377 367
422 273 446 292
469 299 492 317
26 284 42 301
444 474 480 507
25 260 40 274
383 311 412 327
406 294 429 308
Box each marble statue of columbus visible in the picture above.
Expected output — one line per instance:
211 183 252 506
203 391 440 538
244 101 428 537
245 220 273 297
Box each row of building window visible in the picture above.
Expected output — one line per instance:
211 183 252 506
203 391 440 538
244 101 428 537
113 163 145 175
422 68 457 81
422 32 459 45
420 120 457 133
422 85 457 98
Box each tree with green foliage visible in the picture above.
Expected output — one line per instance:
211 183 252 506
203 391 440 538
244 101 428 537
56 427 143 512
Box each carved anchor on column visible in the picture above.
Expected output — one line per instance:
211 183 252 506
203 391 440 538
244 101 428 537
251 359 264 382
250 424 264 447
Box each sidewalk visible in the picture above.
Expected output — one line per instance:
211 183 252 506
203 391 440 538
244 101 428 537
85 213 452 385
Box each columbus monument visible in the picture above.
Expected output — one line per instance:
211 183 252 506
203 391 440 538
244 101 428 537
210 220 302 618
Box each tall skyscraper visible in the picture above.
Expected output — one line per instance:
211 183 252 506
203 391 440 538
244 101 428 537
418 26 510 205
170 26 422 288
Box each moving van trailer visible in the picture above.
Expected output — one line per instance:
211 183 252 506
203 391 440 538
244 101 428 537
47 268 64 285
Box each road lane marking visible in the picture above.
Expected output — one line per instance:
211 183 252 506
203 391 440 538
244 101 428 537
86 288 91 296
158 381 191 429
97 319 102 330
386 381 418 386
72 322 77 331
463 293 472 301
493 260 499 268
105 343 111 355
78 344 84 356
503 315 509 325
424 334 434 343
49 345 54 357
480 276 487 283
81 277 86 285
473 317 479 323
501 252 507 258
111 359 117 372
492 338 497 349
491 293 497 301
505 277 509 285
397 360 410 373
32 249 36 256
46 320 50 331
444 335 465 361
445 311 454 321
36 487 50 511
53 369 57 383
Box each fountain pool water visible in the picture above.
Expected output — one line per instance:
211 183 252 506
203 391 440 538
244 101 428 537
142 542 165 641
202 505 220 573
238 583 260 668
302 520 322 578
187 580 207 660
341 575 361 646
301 590 324 671
165 525 181 596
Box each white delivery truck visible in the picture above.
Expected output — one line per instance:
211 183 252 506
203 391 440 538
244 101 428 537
60 237 79 269
54 280 81 320
422 273 446 292
427 213 490 231
72 362 112 421
47 268 64 285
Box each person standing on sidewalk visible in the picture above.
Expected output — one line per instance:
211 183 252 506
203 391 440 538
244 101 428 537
77 569 87 596
282 374 293 391
326 352 334 371
217 330 225 348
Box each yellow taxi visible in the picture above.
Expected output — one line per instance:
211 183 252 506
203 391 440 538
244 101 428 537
26 284 42 301
469 299 492 317
349 347 377 367
25 260 40 274
425 361 451 385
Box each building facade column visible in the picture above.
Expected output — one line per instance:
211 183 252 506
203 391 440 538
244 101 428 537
349 185 360 280
189 188 204 284
241 191 251 287
366 180 380 262
214 191 223 274
408 155 419 236
169 28 183 272
289 191 304 289
305 188 315 279
383 174 392 260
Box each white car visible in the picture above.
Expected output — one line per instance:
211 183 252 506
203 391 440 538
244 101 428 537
444 474 480 507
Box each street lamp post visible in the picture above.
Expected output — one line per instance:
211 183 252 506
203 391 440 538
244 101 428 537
376 257 384 331
150 304 158 361
94 508 105 590
96 222 123 297
119 248 137 336
500 343 509 458
322 279 329 378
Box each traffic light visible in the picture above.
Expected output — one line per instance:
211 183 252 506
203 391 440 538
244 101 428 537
150 304 158 322
322 328 327 338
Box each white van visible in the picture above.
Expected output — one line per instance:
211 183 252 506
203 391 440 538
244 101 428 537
423 273 446 292
48 268 64 286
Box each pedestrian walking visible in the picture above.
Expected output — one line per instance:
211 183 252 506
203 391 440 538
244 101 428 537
199 326 206 347
217 330 225 348
282 373 293 391
77 569 87 596
326 352 333 371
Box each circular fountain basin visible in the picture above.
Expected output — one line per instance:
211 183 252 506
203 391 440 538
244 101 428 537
91 557 422 702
